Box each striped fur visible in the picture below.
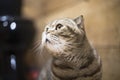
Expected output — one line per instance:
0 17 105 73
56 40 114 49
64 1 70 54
39 15 102 80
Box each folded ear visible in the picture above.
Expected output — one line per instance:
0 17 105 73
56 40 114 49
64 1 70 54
74 15 84 30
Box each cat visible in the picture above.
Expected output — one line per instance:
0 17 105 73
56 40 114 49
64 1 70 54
39 15 102 80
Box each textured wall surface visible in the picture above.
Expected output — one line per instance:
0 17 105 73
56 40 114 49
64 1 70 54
23 0 120 80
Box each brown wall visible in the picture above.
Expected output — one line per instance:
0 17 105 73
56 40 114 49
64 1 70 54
23 0 120 80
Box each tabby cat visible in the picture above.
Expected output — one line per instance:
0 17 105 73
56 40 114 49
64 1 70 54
39 15 102 80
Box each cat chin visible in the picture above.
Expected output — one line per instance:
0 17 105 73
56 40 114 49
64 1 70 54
45 46 62 57
45 44 57 53
49 52 66 58
45 48 68 58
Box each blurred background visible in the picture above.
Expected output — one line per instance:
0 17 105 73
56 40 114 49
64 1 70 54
22 0 120 80
1 0 119 80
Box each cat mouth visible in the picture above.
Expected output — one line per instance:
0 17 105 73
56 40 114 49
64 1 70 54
46 38 51 43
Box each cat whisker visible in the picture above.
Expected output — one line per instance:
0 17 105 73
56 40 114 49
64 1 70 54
32 42 41 51
35 43 46 61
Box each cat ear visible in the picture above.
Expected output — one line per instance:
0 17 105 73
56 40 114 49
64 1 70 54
74 15 84 30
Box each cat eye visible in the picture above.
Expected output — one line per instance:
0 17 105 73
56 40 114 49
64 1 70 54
56 24 63 30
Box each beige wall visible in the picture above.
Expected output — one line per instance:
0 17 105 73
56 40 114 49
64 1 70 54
23 0 120 80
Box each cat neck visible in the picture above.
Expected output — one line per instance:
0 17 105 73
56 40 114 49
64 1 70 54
52 37 95 69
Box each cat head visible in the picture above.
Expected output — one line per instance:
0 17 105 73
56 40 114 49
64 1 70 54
42 15 86 56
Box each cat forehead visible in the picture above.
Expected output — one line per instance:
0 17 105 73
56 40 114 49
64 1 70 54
45 18 81 33
48 18 76 27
